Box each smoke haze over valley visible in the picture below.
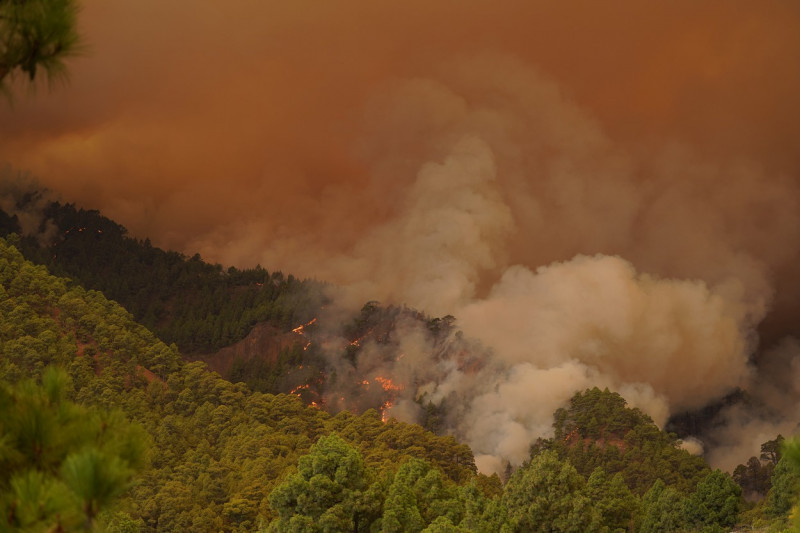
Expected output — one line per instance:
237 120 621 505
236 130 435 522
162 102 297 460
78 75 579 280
2 0 800 473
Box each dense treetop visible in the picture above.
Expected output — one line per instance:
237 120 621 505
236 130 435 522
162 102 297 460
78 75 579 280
533 387 710 495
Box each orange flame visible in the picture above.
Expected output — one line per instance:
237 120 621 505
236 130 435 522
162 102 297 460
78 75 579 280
347 326 377 348
373 376 404 423
290 383 310 396
381 403 392 422
374 376 403 392
292 318 318 334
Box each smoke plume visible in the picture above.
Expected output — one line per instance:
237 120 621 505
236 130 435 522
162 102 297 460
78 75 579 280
1 0 799 471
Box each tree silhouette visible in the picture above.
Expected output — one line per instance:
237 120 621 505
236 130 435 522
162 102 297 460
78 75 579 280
0 0 81 91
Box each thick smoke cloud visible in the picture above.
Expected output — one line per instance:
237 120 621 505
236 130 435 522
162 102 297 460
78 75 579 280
706 338 800 470
305 55 793 471
459 256 756 410
1 1 799 471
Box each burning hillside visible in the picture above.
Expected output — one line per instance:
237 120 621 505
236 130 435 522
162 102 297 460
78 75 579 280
2 1 799 475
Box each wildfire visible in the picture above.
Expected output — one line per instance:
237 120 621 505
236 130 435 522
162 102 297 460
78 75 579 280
347 326 377 349
290 383 310 396
292 318 317 334
292 318 318 351
374 376 403 392
372 376 404 423
380 400 394 423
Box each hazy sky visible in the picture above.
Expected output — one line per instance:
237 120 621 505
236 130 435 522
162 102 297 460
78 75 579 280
4 0 798 330
1 1 798 258
2 0 800 471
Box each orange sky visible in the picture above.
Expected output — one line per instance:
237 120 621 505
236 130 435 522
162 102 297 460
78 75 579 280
1 1 798 312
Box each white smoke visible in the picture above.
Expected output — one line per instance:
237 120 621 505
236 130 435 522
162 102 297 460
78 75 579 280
338 253 760 472
310 56 794 473
332 135 513 316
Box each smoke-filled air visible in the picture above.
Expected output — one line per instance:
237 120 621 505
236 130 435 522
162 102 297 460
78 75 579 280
1 0 799 473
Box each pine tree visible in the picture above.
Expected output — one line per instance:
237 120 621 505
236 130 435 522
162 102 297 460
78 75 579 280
0 0 82 90
502 451 601 533
267 434 373 532
0 367 148 531
683 469 741 532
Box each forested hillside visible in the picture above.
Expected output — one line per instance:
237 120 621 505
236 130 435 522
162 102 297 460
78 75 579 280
2 234 799 531
0 236 480 531
0 200 324 353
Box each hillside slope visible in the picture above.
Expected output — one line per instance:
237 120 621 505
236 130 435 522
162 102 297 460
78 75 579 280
0 236 478 531
1 199 324 354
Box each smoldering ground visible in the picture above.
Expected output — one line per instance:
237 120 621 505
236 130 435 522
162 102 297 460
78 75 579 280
1 0 799 472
